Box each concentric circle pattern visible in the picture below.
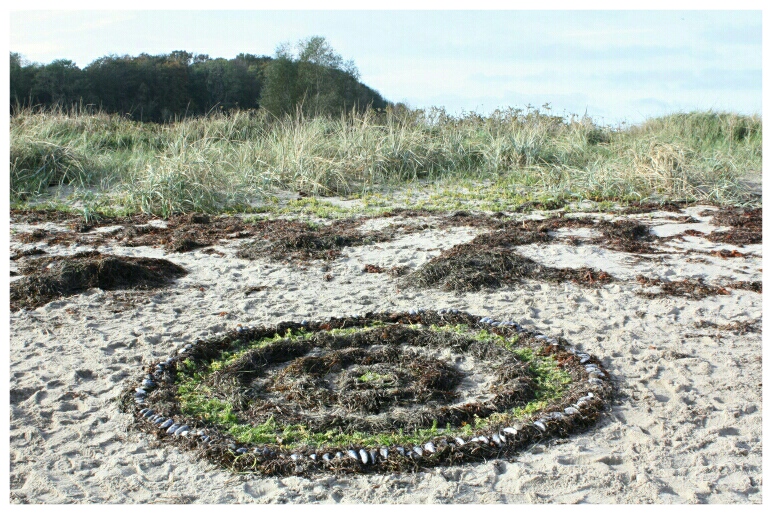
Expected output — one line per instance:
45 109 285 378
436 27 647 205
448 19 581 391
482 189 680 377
120 310 612 475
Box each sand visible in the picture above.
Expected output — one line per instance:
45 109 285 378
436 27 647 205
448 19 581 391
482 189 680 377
8 204 762 503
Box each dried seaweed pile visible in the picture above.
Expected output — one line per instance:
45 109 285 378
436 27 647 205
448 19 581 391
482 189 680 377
236 219 408 261
635 276 728 299
703 207 762 246
119 310 612 476
594 219 656 253
10 251 187 311
404 221 613 292
694 319 761 335
10 210 424 262
616 201 693 215
727 281 762 293
635 276 761 299
14 211 250 251
10 247 47 260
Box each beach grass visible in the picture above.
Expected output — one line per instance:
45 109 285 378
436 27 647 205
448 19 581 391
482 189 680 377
10 106 761 217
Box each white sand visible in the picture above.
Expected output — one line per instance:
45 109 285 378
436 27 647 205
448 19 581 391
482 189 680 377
8 206 762 503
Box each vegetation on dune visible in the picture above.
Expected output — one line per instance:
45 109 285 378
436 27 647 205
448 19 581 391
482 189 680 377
10 106 761 216
9 37 761 215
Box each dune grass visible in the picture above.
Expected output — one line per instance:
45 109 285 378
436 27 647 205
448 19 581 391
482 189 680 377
10 106 761 217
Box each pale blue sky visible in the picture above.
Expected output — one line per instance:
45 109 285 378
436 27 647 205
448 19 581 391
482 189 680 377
9 9 762 125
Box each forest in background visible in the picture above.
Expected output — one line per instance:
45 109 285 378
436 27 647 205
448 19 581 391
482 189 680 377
10 36 389 122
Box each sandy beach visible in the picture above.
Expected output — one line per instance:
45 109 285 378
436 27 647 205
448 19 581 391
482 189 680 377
8 202 762 504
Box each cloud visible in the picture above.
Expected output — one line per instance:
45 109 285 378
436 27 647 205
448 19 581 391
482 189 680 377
701 21 762 46
11 11 138 39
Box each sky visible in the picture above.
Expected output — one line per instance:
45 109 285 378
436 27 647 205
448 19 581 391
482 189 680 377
8 5 764 126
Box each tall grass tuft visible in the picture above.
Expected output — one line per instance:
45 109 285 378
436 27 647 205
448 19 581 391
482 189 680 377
10 105 761 216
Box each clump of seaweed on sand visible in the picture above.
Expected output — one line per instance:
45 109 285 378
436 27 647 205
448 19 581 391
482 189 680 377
702 207 762 246
10 251 187 311
635 276 761 300
403 219 614 292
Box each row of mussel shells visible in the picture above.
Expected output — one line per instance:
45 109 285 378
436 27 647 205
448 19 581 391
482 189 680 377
130 309 611 471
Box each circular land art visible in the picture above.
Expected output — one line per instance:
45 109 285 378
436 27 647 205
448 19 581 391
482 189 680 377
119 310 612 475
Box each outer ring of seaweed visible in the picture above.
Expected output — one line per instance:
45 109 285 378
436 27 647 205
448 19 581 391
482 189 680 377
118 310 613 476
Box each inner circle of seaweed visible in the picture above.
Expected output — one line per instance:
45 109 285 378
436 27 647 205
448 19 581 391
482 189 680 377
207 324 535 434
119 310 613 476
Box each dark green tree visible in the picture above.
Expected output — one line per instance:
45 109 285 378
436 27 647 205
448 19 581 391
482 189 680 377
11 43 387 121
260 36 386 117
30 59 84 106
10 52 38 108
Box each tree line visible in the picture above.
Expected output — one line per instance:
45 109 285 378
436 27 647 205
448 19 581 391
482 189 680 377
10 36 389 122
